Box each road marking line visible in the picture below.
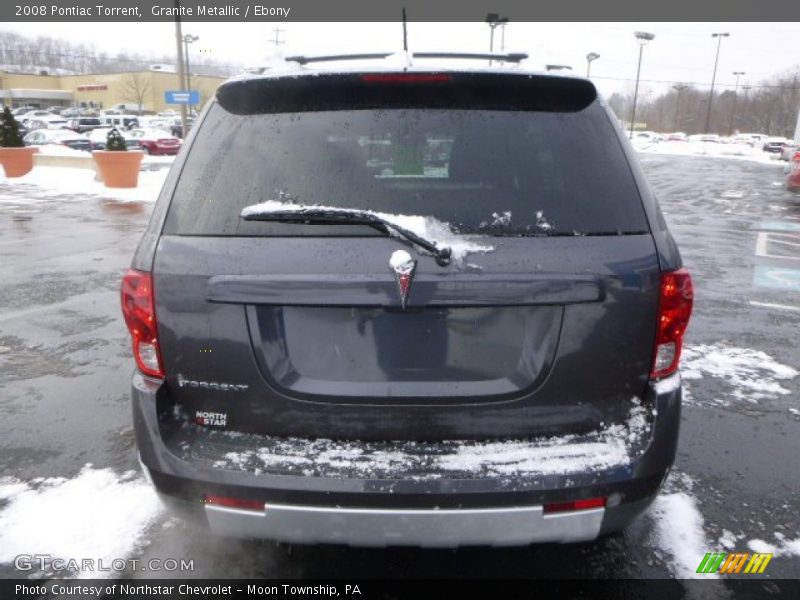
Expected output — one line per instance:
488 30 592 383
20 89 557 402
749 300 800 312
755 221 800 233
754 231 800 260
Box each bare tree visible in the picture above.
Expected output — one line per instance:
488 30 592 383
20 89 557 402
118 72 151 113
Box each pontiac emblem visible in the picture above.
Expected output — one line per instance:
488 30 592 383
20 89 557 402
389 250 416 310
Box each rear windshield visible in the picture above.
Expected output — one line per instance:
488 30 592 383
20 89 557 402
165 100 647 236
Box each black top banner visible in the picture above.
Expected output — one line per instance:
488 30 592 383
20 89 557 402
2 0 800 22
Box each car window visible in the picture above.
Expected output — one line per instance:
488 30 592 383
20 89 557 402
166 101 648 237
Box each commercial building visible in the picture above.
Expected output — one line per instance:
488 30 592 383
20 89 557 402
0 67 226 113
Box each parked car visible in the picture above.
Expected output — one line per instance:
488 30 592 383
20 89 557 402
23 128 92 152
633 131 659 142
84 127 142 151
100 114 140 130
780 142 798 161
126 128 181 155
123 57 693 547
763 137 789 153
26 116 70 130
665 132 687 142
733 133 768 147
67 117 103 133
787 151 800 192
136 116 173 132
18 110 57 126
11 106 36 116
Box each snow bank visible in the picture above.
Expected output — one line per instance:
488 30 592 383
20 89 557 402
208 398 650 480
35 145 90 157
681 343 798 405
241 199 494 264
749 534 800 558
0 164 167 204
0 465 163 578
634 140 785 166
649 492 717 579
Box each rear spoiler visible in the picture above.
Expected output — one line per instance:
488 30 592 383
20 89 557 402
217 71 597 115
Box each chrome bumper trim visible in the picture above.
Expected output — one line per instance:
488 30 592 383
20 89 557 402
205 502 604 547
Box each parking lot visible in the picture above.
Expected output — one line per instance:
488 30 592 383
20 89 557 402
0 151 798 582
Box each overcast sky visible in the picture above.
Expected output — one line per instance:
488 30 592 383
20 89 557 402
5 21 800 97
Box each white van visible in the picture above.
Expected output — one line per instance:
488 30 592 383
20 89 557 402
99 114 140 130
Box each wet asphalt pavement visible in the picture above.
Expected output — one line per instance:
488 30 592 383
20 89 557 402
0 153 798 582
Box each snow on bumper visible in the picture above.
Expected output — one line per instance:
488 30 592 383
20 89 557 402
194 399 652 481
133 372 681 545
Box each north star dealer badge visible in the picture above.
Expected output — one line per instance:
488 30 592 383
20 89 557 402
390 250 417 310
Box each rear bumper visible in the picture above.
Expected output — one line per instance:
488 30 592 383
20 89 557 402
204 503 604 547
133 372 682 546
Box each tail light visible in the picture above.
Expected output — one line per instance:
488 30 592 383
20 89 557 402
361 73 451 83
121 269 164 378
544 497 606 514
651 268 693 379
203 494 265 512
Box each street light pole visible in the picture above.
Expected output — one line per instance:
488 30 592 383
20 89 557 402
586 52 599 77
728 71 745 135
485 13 509 65
173 0 187 141
630 31 655 139
704 32 729 134
182 34 198 116
672 83 688 131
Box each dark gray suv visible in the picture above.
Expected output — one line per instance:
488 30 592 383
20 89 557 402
122 54 693 547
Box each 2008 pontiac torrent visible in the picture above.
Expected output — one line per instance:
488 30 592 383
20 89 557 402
122 52 693 547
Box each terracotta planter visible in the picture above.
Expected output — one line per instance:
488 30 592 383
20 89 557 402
92 150 144 188
0 146 38 177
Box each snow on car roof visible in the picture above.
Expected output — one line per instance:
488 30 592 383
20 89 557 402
226 51 589 85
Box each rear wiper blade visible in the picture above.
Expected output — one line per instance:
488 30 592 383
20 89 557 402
242 207 452 266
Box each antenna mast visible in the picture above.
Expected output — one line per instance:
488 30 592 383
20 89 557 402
402 8 408 51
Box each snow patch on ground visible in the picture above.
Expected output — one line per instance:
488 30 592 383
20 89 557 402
35 145 90 157
749 534 800 558
748 538 777 554
649 491 717 579
241 199 494 265
634 140 785 166
0 164 168 204
680 343 798 406
718 529 738 550
203 398 650 480
0 465 163 578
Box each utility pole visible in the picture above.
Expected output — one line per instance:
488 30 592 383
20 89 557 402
586 52 600 78
173 0 187 139
630 31 655 138
704 32 729 134
728 71 745 135
672 83 688 131
270 27 286 48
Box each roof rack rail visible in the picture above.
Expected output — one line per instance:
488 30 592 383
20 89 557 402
284 52 529 66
